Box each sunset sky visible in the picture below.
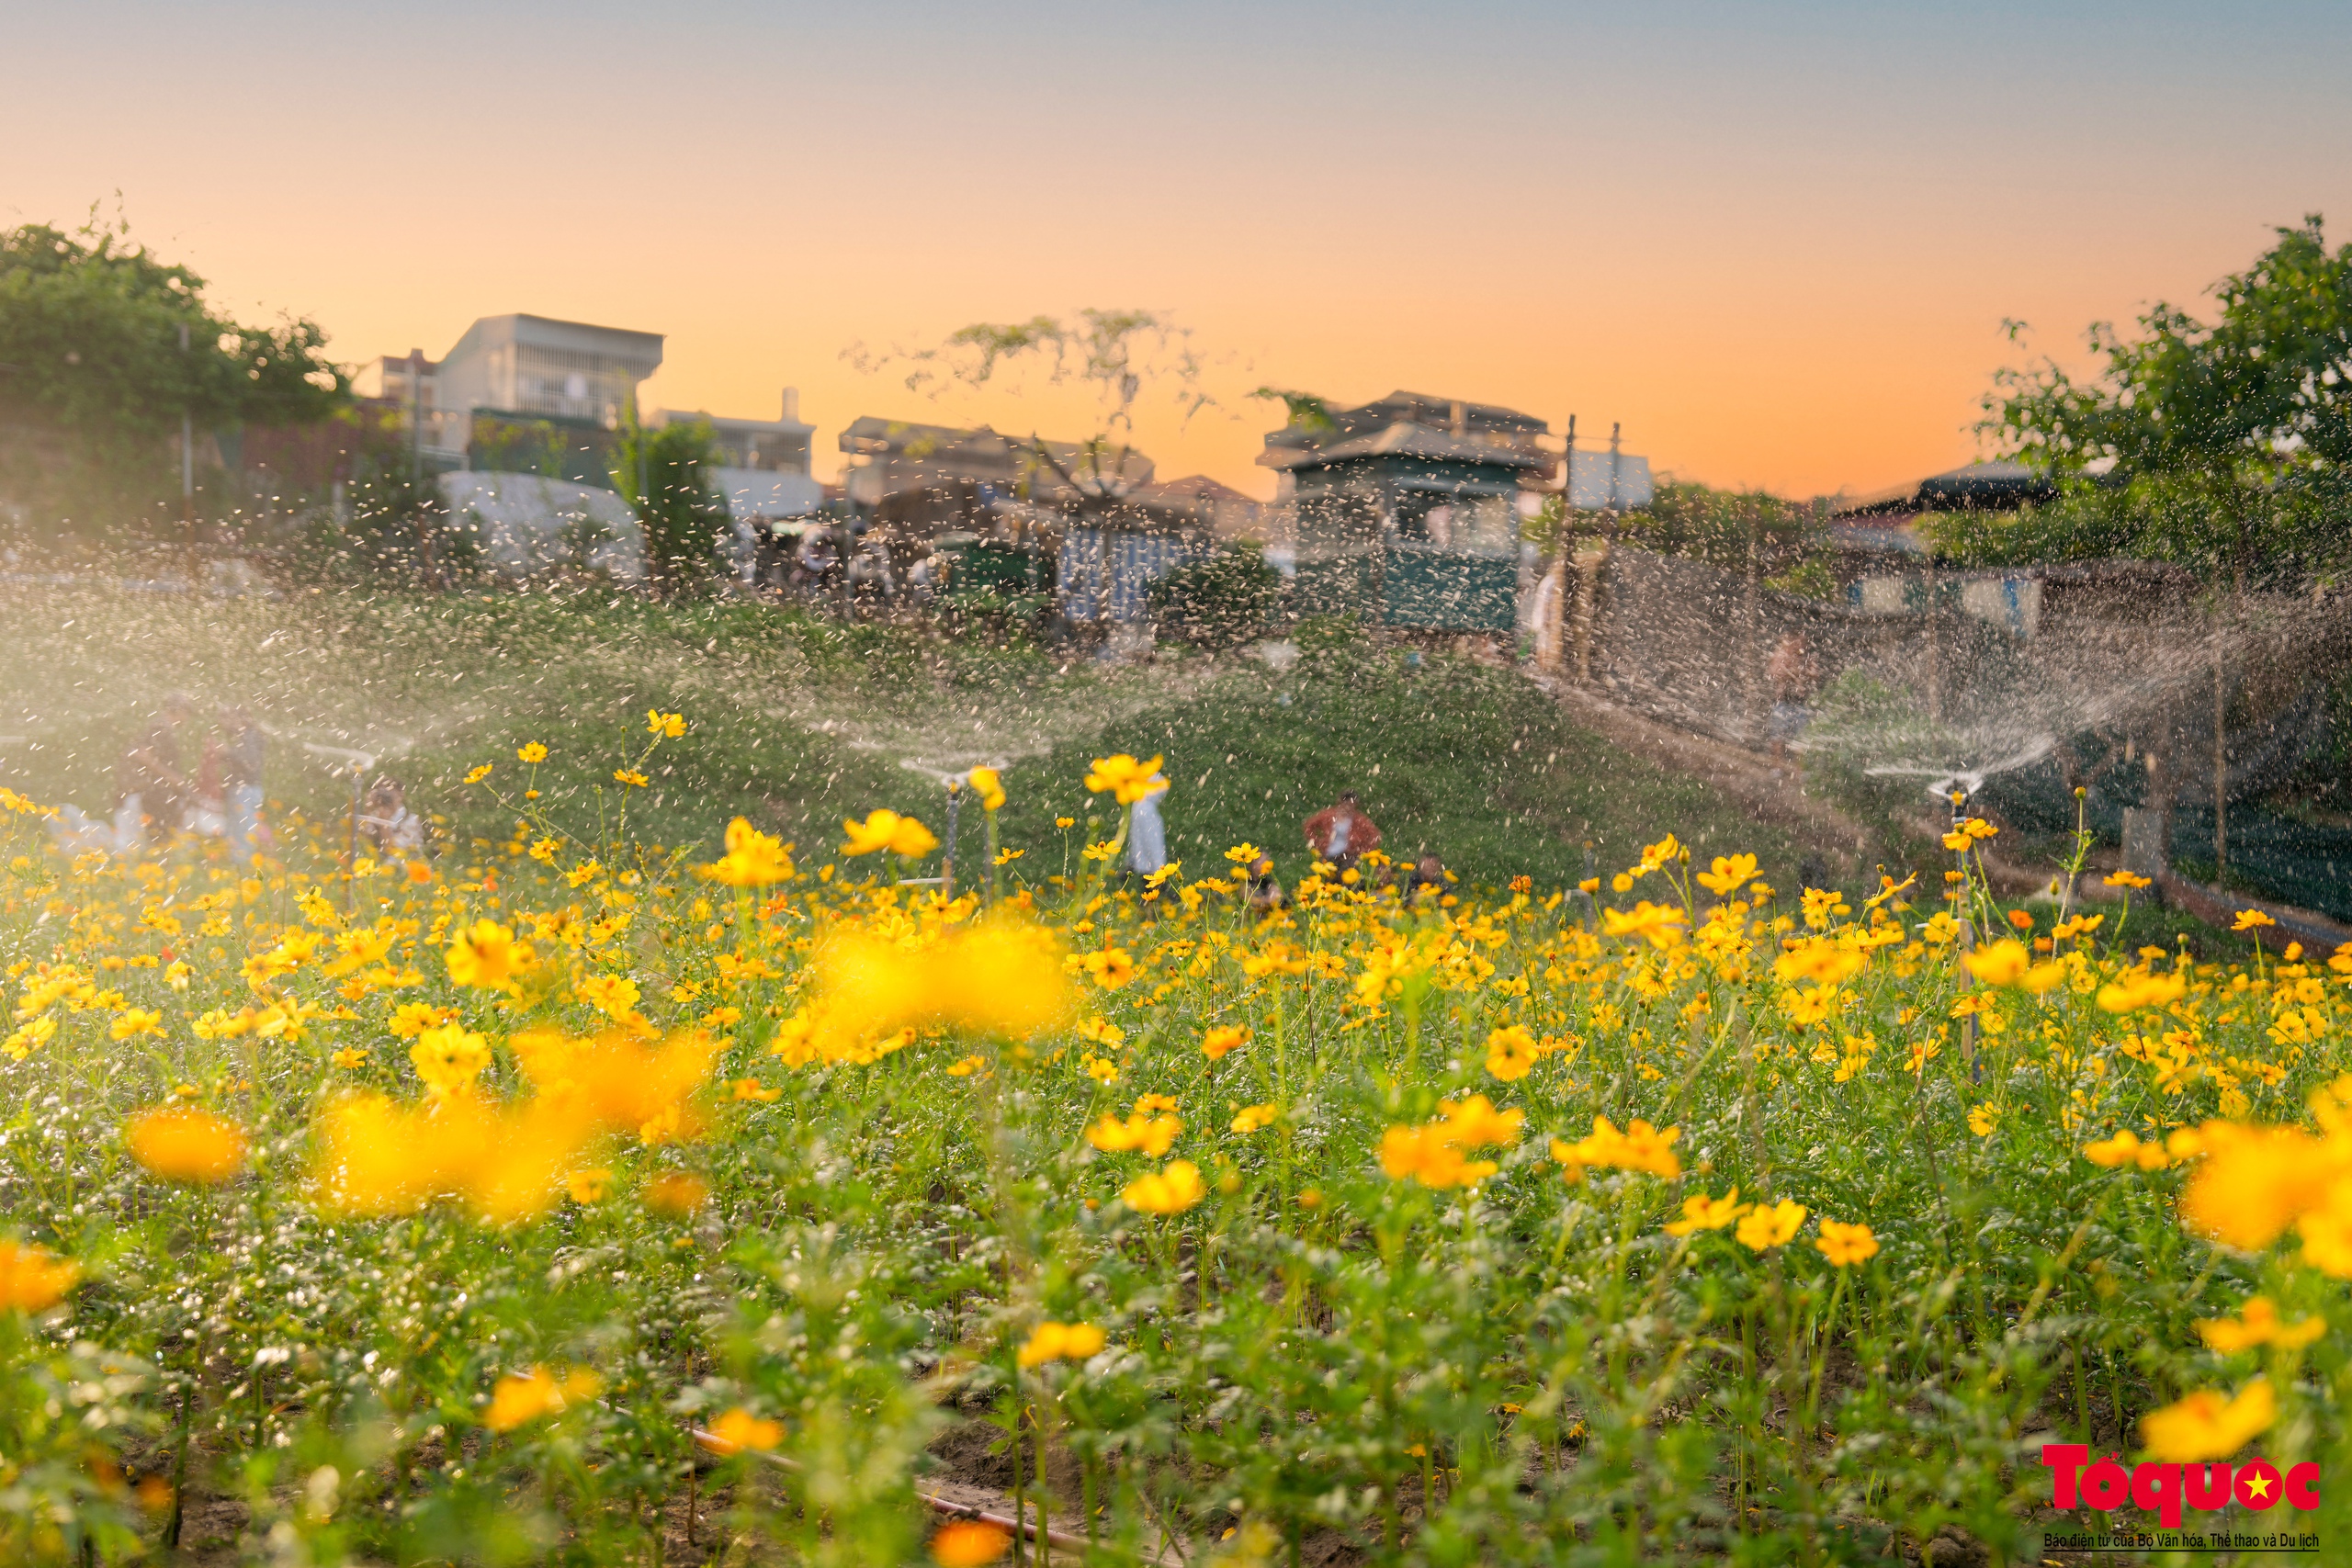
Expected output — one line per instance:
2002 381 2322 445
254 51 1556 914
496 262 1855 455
9 1 2350 500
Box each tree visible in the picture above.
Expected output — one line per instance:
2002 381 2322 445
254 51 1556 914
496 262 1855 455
851 309 1215 517
0 209 348 526
1983 215 2352 582
613 412 731 597
1983 217 2352 879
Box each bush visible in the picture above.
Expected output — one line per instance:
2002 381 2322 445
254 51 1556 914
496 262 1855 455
1147 542 1282 647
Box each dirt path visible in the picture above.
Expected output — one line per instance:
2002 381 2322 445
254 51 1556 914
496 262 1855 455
1525 672 1874 863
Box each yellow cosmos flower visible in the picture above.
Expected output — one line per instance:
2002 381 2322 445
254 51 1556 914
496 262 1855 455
446 919 530 989
126 1106 248 1185
2082 1129 2168 1169
1550 1114 1680 1179
2197 1297 2325 1353
517 743 548 763
1815 1218 1879 1266
576 974 642 1021
930 1519 1013 1566
842 808 938 858
1084 753 1168 805
409 1022 492 1098
2097 969 2188 1013
0 1239 80 1313
1087 1110 1182 1156
1121 1158 1205 1214
700 818 794 886
1082 948 1136 989
1601 900 1687 950
2141 1378 2275 1463
1485 1024 1540 1082
703 1406 784 1454
966 766 1006 811
1016 1320 1106 1368
483 1365 603 1432
1231 1103 1278 1134
1961 940 2031 987
614 769 650 788
729 1077 781 1102
646 708 686 739
1695 853 1758 896
1735 1198 1807 1251
1201 1024 1248 1060
109 1008 164 1041
1664 1188 1751 1236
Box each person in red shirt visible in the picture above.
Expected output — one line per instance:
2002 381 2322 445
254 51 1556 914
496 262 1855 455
1303 791 1381 874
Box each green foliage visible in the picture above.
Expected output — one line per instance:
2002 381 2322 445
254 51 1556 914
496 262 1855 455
1626 478 1813 571
611 413 731 597
1984 214 2352 577
0 210 347 521
1145 542 1282 647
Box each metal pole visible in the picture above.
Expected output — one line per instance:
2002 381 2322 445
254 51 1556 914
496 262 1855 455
179 322 195 581
346 766 363 913
941 784 961 902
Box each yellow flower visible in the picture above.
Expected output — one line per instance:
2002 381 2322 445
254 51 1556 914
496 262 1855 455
1664 1188 1751 1236
2197 1297 2326 1354
0 1239 80 1313
2097 969 2188 1013
1601 900 1687 950
383 1002 443 1039
110 1008 164 1041
945 1055 987 1077
614 769 650 788
576 973 642 1021
1230 1103 1278 1134
464 762 494 784
126 1106 248 1185
482 1365 603 1432
1201 1024 1248 1061
930 1519 1013 1567
966 766 1006 811
1016 1320 1107 1368
1549 1114 1680 1179
409 1023 492 1098
1087 1111 1182 1157
2141 1378 2276 1463
2180 1123 2341 1249
2082 1129 2169 1170
1695 853 1758 897
332 1046 368 1069
644 1171 710 1217
646 708 686 739
1484 1024 1540 1082
1735 1198 1807 1251
1083 753 1168 806
729 1077 781 1102
1967 1101 1997 1137
446 919 529 989
1121 1158 1206 1214
2105 870 2152 891
1815 1218 1879 1266
517 742 548 763
1381 1124 1499 1190
842 808 937 857
1082 948 1136 989
703 1406 784 1454
2233 908 2276 932
699 817 794 886
567 1168 612 1203
1775 942 1864 987
1961 940 2031 987
1637 833 1681 871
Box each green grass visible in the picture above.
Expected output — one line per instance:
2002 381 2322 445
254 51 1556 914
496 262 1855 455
0 587 1809 895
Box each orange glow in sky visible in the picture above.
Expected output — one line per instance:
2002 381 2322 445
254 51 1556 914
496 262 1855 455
7 3 2349 501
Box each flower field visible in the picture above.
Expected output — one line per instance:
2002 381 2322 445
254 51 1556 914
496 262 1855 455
0 727 2347 1567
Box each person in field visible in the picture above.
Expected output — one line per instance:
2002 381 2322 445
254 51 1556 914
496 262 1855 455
1303 790 1380 875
